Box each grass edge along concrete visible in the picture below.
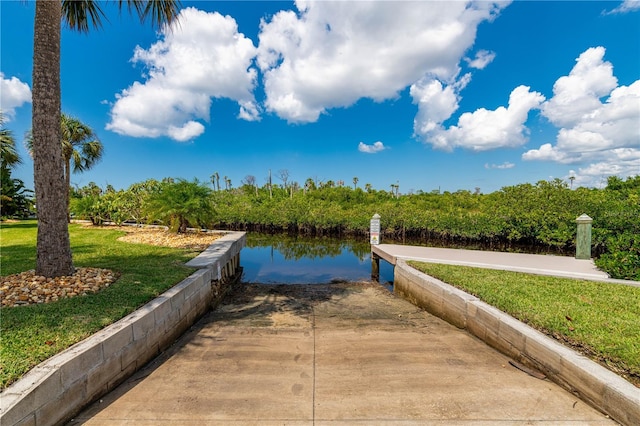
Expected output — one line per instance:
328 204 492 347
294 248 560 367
393 259 639 426
0 232 245 426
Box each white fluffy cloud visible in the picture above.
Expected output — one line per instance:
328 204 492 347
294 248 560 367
464 50 496 69
415 84 545 151
410 77 465 138
606 0 640 14
358 141 386 154
485 162 515 169
523 47 640 186
0 73 31 120
541 47 618 128
257 0 509 123
107 7 259 141
574 149 640 181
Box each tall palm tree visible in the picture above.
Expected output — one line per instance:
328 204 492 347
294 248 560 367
60 114 102 221
32 0 181 277
210 171 220 191
27 113 103 222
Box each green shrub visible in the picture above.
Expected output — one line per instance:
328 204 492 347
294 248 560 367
144 178 214 233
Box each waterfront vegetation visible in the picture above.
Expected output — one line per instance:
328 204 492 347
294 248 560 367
408 262 640 386
0 221 197 389
68 175 640 280
1 175 638 388
1 221 639 389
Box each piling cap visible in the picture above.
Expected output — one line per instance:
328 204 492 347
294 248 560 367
575 213 593 223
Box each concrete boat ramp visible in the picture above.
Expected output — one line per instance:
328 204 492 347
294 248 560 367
4 237 637 425
70 246 640 425
72 282 619 425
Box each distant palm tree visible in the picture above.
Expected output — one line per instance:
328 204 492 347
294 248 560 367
210 172 218 190
1 113 21 167
1 113 27 216
390 183 399 198
31 0 181 277
353 176 359 190
304 178 315 194
27 113 103 222
61 114 102 221
211 171 220 191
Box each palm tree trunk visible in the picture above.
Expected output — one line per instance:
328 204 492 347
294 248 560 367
65 158 71 223
32 0 74 277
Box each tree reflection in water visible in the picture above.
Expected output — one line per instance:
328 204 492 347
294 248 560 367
241 232 393 286
247 233 372 261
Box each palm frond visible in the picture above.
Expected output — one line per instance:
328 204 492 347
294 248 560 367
120 0 182 29
0 113 21 166
62 0 107 32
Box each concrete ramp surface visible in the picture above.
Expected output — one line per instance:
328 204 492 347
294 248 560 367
72 283 615 425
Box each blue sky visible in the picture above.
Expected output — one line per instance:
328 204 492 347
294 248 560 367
1 0 639 194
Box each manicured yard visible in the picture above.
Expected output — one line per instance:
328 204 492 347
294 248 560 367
408 261 640 386
0 221 200 389
2 221 638 390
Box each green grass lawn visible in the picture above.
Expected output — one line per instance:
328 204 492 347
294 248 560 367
408 261 640 386
0 220 201 389
2 221 638 390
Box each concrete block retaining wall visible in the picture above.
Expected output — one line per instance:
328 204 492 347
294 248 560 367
0 232 245 426
393 259 639 426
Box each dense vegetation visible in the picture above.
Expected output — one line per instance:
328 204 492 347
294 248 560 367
67 175 640 280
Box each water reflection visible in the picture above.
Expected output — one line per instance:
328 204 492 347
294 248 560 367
241 233 394 286
239 231 566 287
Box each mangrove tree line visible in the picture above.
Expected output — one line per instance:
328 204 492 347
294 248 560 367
69 175 640 280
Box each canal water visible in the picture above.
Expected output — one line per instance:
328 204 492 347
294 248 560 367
240 233 395 287
238 231 563 287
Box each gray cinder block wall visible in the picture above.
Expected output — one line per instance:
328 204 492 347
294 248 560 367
393 260 639 426
0 232 245 426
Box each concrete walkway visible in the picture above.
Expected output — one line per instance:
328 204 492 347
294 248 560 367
72 283 616 425
372 244 640 286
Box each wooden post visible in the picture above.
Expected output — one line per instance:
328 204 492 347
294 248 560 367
371 253 380 282
370 213 381 245
575 214 593 260
370 214 381 281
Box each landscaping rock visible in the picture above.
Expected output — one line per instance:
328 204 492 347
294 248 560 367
0 268 117 307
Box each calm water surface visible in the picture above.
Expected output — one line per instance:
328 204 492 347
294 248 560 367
240 233 394 285
238 231 570 286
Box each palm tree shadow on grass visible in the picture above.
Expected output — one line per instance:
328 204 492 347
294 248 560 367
0 221 38 230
